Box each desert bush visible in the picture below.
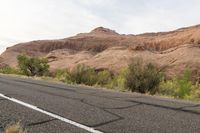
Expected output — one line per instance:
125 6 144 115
55 69 72 83
125 58 162 94
158 69 196 99
106 69 127 90
4 122 26 133
0 67 22 75
97 70 112 86
17 55 49 76
159 80 177 97
175 69 193 98
70 64 98 86
190 84 200 101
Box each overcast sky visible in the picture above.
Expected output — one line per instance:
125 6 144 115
1 0 200 53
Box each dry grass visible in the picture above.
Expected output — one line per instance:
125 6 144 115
4 122 27 133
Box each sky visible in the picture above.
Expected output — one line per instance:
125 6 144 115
1 0 200 54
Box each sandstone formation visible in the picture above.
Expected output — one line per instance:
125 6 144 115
1 25 200 81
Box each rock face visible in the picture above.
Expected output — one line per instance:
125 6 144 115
1 25 200 81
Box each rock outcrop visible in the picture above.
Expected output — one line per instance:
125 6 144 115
1 25 200 81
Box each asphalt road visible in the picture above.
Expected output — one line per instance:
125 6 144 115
0 75 199 133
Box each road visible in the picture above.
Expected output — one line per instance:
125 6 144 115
0 75 199 133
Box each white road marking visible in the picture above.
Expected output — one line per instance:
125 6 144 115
0 93 103 133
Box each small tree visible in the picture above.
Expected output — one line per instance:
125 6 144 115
125 58 162 94
17 55 49 76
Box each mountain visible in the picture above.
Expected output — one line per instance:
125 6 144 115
0 25 200 81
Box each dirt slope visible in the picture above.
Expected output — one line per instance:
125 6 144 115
0 25 200 81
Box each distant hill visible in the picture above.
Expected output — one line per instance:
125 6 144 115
0 25 200 81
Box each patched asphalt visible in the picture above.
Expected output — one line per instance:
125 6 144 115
0 75 200 133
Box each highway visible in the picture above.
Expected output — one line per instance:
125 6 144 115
0 75 199 133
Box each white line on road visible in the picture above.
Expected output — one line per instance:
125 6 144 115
0 93 103 133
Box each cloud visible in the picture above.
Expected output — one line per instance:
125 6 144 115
0 0 200 53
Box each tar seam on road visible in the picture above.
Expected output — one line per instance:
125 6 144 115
0 93 103 133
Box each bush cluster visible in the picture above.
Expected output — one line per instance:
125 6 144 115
55 65 113 86
54 58 163 95
158 69 200 101
0 67 22 75
0 55 199 101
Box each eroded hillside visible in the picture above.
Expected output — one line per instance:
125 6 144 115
0 25 200 81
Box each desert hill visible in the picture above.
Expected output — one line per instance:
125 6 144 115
0 25 200 81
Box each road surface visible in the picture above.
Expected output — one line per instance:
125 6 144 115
0 75 199 133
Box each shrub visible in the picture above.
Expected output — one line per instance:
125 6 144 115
97 70 112 86
0 67 22 75
55 69 72 83
175 69 193 98
158 69 196 99
190 84 200 101
70 64 98 86
4 122 26 133
17 55 49 76
106 69 127 90
159 80 177 97
125 58 162 94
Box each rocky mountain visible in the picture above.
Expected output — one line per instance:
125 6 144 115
0 25 200 81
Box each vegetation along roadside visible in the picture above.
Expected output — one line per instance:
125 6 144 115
0 55 199 102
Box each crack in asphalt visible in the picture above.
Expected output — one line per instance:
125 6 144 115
8 78 200 115
0 93 103 133
127 100 200 115
27 119 57 127
0 98 7 101
0 76 200 129
26 90 130 127
2 90 130 128
0 76 132 100
0 119 57 131
177 104 200 109
0 77 135 102
0 77 75 93
90 109 124 128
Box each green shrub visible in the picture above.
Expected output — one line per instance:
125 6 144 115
159 80 177 97
176 69 193 98
158 69 197 100
97 70 112 86
125 58 162 94
190 84 200 101
55 69 72 83
70 64 98 86
17 55 49 76
0 67 22 75
106 69 127 90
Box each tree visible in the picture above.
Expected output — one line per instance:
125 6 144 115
17 55 49 76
